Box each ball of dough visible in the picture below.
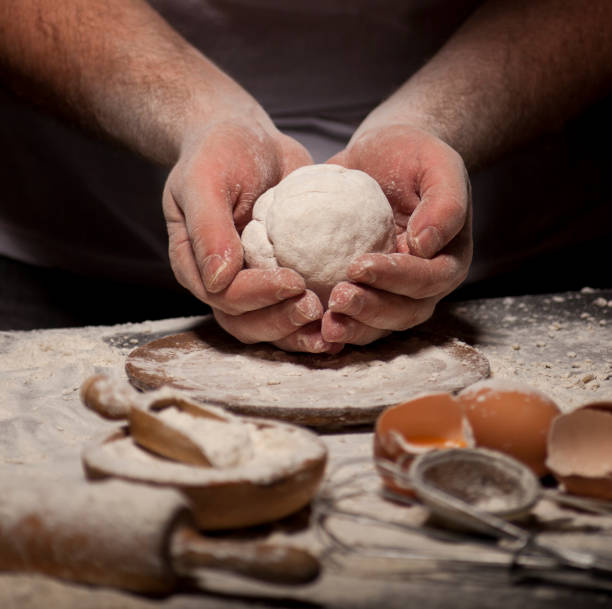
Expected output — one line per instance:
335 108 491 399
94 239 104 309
241 164 396 304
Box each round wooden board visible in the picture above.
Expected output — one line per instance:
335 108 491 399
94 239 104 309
125 318 490 428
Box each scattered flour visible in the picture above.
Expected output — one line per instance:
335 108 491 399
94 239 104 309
0 317 201 471
445 290 612 412
1 291 612 603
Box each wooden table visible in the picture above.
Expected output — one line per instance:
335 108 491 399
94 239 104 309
1 288 611 609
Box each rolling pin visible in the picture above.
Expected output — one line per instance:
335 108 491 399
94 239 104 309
0 476 319 594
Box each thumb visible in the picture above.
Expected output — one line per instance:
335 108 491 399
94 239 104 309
183 179 244 294
275 132 314 177
163 159 244 297
325 148 349 168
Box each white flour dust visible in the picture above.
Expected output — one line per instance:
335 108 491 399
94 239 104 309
127 333 489 418
157 406 254 468
85 418 326 485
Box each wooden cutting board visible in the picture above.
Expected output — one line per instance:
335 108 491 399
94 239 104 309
125 318 490 428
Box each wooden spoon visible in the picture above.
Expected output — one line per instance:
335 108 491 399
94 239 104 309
82 375 235 467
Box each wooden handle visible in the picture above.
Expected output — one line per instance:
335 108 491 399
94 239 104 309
170 526 320 585
80 374 138 420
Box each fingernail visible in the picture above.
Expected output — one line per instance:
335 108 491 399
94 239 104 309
276 283 305 300
203 254 228 292
414 226 442 258
298 335 331 353
350 261 376 284
323 319 346 342
290 297 322 326
328 288 364 315
324 311 360 343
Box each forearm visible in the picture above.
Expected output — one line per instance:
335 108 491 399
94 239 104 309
0 0 262 165
357 0 612 169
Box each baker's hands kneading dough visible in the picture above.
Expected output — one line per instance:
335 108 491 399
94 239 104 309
163 116 340 354
323 124 473 346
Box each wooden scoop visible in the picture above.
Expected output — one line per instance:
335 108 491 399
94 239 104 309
82 374 238 467
0 476 320 594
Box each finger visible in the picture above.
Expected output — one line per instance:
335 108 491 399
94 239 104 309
348 250 469 300
206 268 306 315
213 291 323 344
275 132 315 177
405 142 470 259
178 162 245 294
168 125 290 297
163 189 209 302
273 322 345 354
327 282 437 332
326 148 349 168
231 135 313 230
321 311 391 346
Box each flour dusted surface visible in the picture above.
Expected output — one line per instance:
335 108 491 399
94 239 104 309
1 291 612 606
0 316 201 476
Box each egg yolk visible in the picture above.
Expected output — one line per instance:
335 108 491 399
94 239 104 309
404 435 468 448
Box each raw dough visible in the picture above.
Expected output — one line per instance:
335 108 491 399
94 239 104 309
241 164 396 303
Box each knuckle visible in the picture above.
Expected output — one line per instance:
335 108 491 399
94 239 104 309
190 232 209 261
446 193 467 220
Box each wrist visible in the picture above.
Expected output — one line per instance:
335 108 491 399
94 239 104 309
165 55 279 167
121 47 274 167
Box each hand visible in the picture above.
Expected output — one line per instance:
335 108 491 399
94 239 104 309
322 124 472 346
163 116 340 353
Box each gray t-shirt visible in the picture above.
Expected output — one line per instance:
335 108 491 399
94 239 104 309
0 0 609 288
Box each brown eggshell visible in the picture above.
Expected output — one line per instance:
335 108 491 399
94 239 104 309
373 392 474 495
458 379 560 477
547 401 612 500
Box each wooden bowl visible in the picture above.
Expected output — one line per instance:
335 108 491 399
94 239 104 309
82 418 327 530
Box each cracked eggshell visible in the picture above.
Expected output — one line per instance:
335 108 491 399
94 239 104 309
373 392 474 495
458 379 560 477
547 401 612 500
